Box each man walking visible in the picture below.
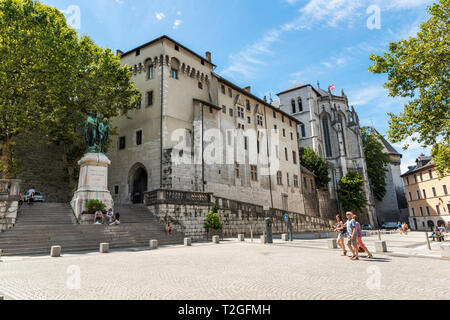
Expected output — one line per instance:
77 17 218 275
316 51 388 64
345 212 359 260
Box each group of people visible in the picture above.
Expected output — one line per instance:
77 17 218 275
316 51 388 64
398 221 410 235
94 208 120 226
333 212 373 260
18 187 36 206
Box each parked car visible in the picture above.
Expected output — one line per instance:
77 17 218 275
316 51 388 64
25 192 45 202
381 222 398 230
362 224 374 230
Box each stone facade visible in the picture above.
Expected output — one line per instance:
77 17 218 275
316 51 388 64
276 84 375 225
0 180 21 232
402 155 450 231
108 35 315 218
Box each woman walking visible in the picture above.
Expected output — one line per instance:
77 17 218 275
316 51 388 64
333 215 347 256
353 214 373 259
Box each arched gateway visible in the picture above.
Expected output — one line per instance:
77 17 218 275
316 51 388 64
128 163 148 204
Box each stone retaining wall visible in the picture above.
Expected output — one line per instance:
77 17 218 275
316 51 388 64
145 189 335 239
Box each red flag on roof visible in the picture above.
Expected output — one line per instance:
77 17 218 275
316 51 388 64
329 84 335 91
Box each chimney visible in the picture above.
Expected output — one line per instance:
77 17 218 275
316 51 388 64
116 49 123 57
244 86 251 93
205 51 212 63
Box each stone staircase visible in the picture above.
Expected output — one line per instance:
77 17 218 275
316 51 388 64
0 203 185 256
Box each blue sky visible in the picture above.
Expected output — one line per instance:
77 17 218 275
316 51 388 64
42 0 437 172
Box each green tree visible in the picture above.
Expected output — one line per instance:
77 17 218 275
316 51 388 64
0 0 139 185
369 0 450 177
337 171 367 213
361 127 391 201
204 203 223 230
301 147 330 189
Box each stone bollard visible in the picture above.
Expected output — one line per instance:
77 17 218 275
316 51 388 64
328 239 338 249
238 234 245 242
260 235 267 244
184 237 192 246
0 249 2 259
281 234 289 241
50 246 61 257
375 241 387 253
99 243 109 253
440 244 450 259
212 235 220 244
149 240 158 250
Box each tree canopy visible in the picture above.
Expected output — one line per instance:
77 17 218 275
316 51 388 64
301 147 330 189
337 171 367 213
361 127 391 201
369 0 449 177
0 0 140 183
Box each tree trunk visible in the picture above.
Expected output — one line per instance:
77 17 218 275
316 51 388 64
1 137 15 179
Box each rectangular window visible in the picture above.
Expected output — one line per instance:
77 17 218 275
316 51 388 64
414 175 417 183
420 172 423 182
221 85 225 94
426 206 430 216
290 132 294 140
244 137 248 150
119 136 126 150
136 97 142 109
148 65 154 79
136 130 142 146
273 111 276 119
293 151 297 164
276 171 282 185
198 82 203 89
423 189 427 199
246 100 251 111
303 177 307 189
274 125 277 131
257 140 260 154
147 91 153 107
250 165 258 181
301 124 306 138
286 173 290 186
228 88 232 97
136 49 140 56
257 115 263 126
444 185 448 195
235 162 240 178
114 185 119 195
419 207 424 216
229 108 233 117
247 116 251 124
283 129 286 137
411 208 415 216
209 107 213 114
416 190 420 200
406 177 410 185
432 187 437 197
409 192 412 201
222 105 226 114
285 148 288 161
436 205 441 215
237 106 244 119
170 68 178 79
429 170 433 179
294 175 299 187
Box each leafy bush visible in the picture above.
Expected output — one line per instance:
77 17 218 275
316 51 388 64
204 203 223 230
85 199 106 214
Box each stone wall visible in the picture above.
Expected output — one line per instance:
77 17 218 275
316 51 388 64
14 135 72 203
0 180 21 232
145 189 335 239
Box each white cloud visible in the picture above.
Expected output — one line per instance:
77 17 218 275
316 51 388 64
173 19 183 29
115 0 124 4
155 12 166 21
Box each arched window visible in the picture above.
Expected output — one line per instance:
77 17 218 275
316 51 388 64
291 99 296 114
322 116 332 157
298 98 303 112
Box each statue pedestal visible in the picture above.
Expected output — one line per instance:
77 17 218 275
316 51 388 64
71 153 114 223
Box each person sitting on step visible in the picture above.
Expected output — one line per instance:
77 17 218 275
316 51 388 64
109 212 120 225
94 208 104 225
105 208 114 224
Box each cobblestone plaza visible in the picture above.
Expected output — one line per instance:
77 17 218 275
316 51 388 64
1 233 449 300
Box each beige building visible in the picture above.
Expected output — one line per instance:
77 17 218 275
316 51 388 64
402 154 450 231
107 35 313 216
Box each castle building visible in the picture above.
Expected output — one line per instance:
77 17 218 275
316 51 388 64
402 154 450 231
107 35 315 216
276 84 375 225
